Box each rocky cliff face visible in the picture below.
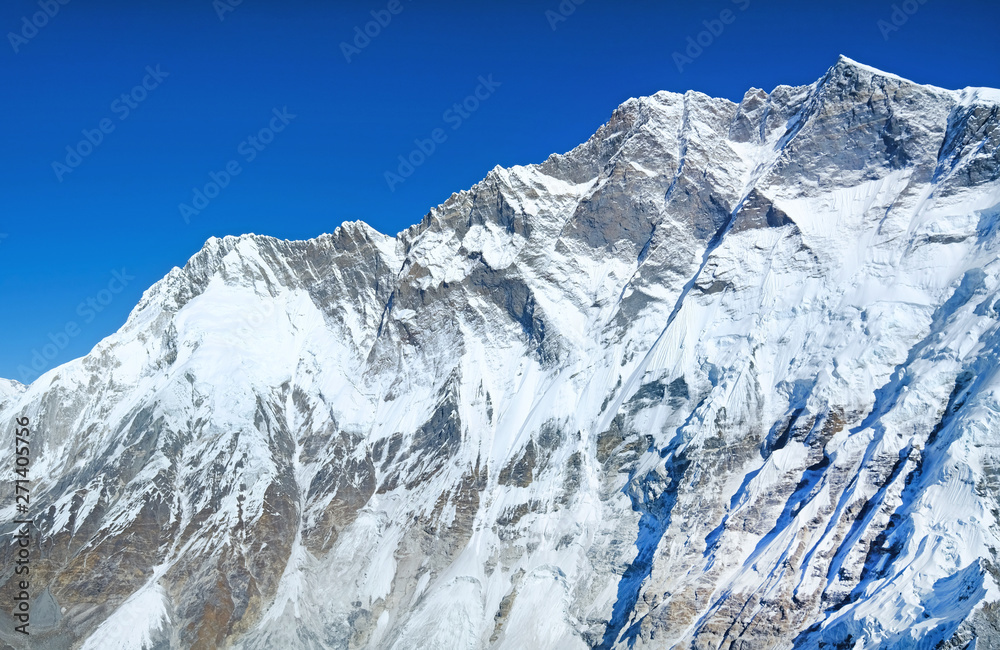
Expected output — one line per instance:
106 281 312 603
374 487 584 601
2 56 1000 649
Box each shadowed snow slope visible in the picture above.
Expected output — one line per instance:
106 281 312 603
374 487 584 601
2 56 1000 649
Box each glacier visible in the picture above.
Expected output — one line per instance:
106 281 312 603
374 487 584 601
1 55 1000 649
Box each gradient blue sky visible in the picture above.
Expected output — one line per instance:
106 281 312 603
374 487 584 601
1 0 998 382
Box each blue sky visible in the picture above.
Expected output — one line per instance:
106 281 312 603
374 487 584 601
1 0 998 382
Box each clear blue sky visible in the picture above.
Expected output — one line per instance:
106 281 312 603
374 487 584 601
1 0 998 383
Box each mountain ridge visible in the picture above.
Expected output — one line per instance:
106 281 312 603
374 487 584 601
13 54 998 393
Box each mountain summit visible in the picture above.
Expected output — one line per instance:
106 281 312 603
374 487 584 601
3 58 1000 649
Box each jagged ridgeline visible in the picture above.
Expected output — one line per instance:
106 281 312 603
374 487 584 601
2 56 1000 649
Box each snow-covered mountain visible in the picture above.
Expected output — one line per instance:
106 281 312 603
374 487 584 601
2 56 1000 649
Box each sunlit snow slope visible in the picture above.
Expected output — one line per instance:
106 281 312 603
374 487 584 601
2 56 1000 649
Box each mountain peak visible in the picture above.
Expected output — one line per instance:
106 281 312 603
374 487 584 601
833 54 900 78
